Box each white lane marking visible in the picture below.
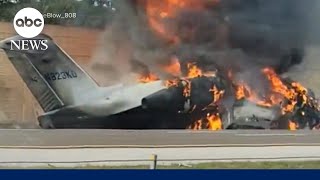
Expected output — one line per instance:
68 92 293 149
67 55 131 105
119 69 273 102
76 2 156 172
236 134 306 136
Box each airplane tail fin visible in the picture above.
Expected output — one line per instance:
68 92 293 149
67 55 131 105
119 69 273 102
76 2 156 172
0 34 99 112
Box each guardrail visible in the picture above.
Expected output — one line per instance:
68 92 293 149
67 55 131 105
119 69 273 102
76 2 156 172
1 153 320 169
0 154 161 169
150 154 157 169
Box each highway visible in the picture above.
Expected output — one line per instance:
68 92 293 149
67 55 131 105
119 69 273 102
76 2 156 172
0 129 320 147
1 130 320 168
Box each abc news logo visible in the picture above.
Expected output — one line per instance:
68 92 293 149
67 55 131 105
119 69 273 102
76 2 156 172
15 16 42 27
11 8 48 51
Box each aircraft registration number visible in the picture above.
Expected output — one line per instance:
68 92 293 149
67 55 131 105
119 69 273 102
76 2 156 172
44 70 78 81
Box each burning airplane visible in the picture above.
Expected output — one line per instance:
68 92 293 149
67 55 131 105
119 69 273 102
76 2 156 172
1 0 320 130
119 0 320 130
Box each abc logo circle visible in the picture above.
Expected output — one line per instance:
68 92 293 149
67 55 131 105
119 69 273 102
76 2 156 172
13 7 44 38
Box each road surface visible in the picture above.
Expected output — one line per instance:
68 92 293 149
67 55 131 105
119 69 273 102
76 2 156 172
1 130 320 167
0 129 320 147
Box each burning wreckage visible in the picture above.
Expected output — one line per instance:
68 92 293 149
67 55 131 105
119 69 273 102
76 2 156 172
140 61 320 130
126 0 320 130
1 0 320 130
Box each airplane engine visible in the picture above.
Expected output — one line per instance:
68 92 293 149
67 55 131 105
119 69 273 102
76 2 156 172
141 86 185 112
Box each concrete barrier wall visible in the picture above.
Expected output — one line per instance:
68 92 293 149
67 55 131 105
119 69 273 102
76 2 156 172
0 22 102 126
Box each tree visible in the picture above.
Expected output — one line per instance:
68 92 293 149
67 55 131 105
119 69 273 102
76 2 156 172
0 0 115 29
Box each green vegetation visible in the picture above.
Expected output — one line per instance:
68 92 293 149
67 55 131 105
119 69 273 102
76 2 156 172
2 161 320 169
0 0 115 28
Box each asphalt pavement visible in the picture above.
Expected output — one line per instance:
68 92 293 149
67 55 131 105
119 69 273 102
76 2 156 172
0 129 319 147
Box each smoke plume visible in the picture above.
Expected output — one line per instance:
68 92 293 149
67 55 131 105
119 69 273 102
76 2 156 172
88 0 316 88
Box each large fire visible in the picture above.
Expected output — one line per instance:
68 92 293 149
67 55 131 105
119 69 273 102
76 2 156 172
138 60 317 130
134 0 320 131
137 58 225 130
231 67 307 114
143 0 211 44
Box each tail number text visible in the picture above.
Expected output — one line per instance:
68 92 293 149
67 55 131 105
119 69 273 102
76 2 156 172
44 71 78 81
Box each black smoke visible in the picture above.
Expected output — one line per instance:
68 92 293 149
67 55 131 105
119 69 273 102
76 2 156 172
84 0 320 129
90 0 316 87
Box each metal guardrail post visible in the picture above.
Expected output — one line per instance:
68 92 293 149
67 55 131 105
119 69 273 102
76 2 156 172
150 154 157 169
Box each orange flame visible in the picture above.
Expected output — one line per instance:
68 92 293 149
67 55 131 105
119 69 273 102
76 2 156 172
162 56 182 76
187 63 202 78
210 85 225 103
232 67 309 113
135 0 320 131
207 113 222 130
263 68 309 115
165 79 180 87
144 0 213 44
190 113 222 130
235 83 273 107
262 68 295 101
289 120 298 131
137 65 315 131
191 120 203 130
138 73 159 83
183 79 191 97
